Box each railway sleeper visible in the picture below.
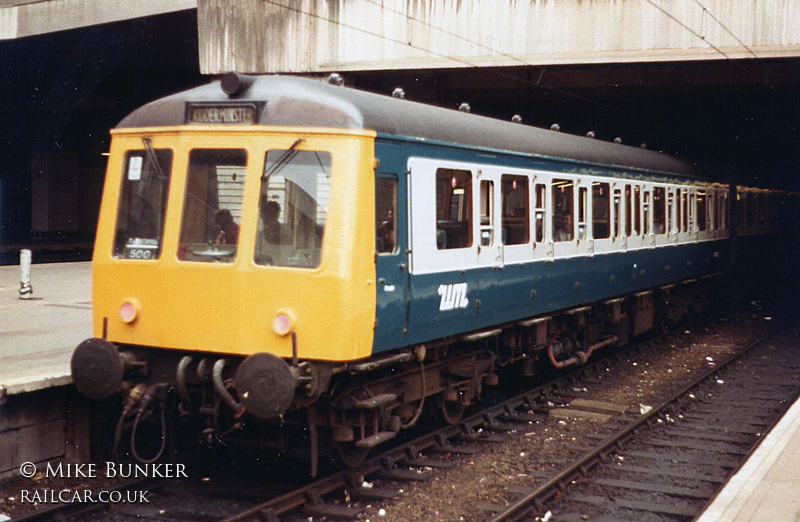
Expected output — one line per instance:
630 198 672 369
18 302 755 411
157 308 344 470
302 489 364 520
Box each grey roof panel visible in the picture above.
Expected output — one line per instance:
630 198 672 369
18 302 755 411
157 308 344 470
117 74 697 177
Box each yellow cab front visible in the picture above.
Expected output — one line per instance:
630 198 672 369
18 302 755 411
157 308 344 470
92 126 377 363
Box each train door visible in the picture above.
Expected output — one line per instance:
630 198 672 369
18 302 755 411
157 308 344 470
477 170 502 267
577 182 590 255
591 180 612 254
612 184 624 248
374 173 409 348
667 188 678 244
500 173 531 264
532 178 551 260
644 188 656 248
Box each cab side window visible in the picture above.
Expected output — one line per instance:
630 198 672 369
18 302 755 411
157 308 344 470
376 177 397 254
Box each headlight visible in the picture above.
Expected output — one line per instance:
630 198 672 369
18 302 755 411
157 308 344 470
272 309 297 336
119 298 140 324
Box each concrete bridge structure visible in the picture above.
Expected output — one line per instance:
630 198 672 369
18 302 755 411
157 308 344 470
197 0 800 74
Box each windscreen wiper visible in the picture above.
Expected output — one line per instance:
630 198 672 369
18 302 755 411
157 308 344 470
262 138 305 179
141 137 167 180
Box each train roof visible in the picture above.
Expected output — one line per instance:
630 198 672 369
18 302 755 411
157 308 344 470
118 73 698 177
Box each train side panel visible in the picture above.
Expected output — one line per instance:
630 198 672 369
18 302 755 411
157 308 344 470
372 137 730 351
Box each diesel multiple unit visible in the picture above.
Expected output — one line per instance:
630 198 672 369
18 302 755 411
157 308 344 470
71 73 780 472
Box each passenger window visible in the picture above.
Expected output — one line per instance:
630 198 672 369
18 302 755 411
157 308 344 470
376 177 397 254
256 149 331 268
634 186 641 235
114 147 173 259
501 175 529 245
682 190 689 232
701 191 711 232
534 183 546 243
578 187 587 240
653 187 665 234
436 168 472 250
178 149 247 263
480 180 494 246
668 190 675 233
592 182 610 239
612 189 621 238
552 179 574 242
625 185 632 236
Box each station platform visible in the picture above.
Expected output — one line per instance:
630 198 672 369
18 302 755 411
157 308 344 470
697 393 800 521
0 262 91 396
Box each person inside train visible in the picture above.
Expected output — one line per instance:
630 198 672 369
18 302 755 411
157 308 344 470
260 197 290 245
213 209 239 245
377 208 395 253
554 213 574 242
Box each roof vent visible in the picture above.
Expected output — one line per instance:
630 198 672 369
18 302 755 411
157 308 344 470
328 73 344 86
586 131 596 139
550 123 561 132
512 114 523 123
614 137 623 144
221 72 256 98
392 87 406 99
458 103 471 113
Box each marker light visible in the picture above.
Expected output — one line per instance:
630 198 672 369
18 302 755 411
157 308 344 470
272 309 297 336
119 299 139 324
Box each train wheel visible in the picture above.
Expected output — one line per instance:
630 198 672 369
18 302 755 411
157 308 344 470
436 395 466 425
332 441 370 468
656 306 675 335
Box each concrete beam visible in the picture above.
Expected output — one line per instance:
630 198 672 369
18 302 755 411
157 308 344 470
197 0 800 75
0 0 196 40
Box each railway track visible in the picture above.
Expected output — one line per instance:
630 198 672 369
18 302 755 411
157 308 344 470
13 335 653 521
14 318 793 522
488 323 799 521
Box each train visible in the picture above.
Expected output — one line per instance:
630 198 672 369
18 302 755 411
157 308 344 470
70 72 784 473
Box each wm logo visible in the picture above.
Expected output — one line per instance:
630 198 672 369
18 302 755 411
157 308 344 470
438 283 469 311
